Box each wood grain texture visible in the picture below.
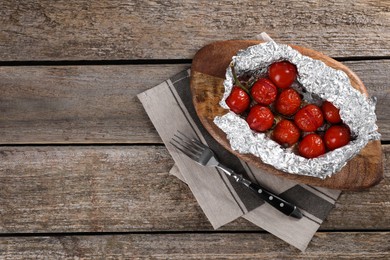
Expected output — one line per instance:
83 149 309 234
1 0 389 256
0 64 189 144
0 145 198 233
0 145 388 233
191 40 383 190
0 61 389 144
0 232 389 259
0 0 390 61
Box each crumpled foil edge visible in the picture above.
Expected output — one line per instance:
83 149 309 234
214 41 380 179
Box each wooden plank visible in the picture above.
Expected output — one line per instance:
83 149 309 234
0 232 389 258
0 60 389 144
0 64 189 144
0 145 209 233
0 1 389 61
0 145 388 233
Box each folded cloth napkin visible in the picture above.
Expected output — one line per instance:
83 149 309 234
138 46 341 252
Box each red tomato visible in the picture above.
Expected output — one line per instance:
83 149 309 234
226 86 250 114
272 120 301 147
246 105 274 132
324 125 351 151
275 88 302 116
269 61 297 89
298 133 326 158
250 78 278 105
321 101 342 124
294 104 324 132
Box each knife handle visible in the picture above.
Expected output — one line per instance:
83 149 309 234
247 182 301 218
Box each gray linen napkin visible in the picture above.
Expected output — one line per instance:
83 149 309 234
138 69 341 251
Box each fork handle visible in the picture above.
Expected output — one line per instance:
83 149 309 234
217 164 301 219
247 182 302 219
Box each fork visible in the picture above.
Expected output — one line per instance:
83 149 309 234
170 131 302 219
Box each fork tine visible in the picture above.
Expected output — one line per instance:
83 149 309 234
176 131 207 151
170 139 200 161
170 132 205 160
174 133 204 154
190 137 208 149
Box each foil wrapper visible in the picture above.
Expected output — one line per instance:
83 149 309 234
214 41 380 179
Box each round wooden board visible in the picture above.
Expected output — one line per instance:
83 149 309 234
190 40 383 191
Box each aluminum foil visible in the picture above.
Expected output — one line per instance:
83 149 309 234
214 41 380 179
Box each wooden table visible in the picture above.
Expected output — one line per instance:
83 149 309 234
0 1 389 258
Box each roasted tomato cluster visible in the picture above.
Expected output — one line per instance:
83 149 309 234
226 61 351 159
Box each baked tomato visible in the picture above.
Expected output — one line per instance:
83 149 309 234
298 133 326 158
226 86 250 114
272 120 301 147
322 101 342 124
250 78 277 105
324 124 351 151
246 105 274 132
275 88 301 116
294 104 324 132
269 61 297 89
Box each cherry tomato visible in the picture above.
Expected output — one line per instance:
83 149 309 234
275 88 302 116
250 78 278 105
226 86 250 114
294 104 324 132
298 133 326 158
269 61 297 89
324 125 351 151
246 105 274 132
272 120 301 147
321 101 342 124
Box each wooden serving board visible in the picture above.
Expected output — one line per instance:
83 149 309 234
190 40 383 191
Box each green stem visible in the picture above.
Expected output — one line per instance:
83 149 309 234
230 64 249 94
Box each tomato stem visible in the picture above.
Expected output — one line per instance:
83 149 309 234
230 64 250 94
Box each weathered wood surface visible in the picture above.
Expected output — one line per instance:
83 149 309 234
0 0 389 61
0 145 388 233
0 64 188 144
0 232 389 259
1 0 390 257
0 60 389 144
